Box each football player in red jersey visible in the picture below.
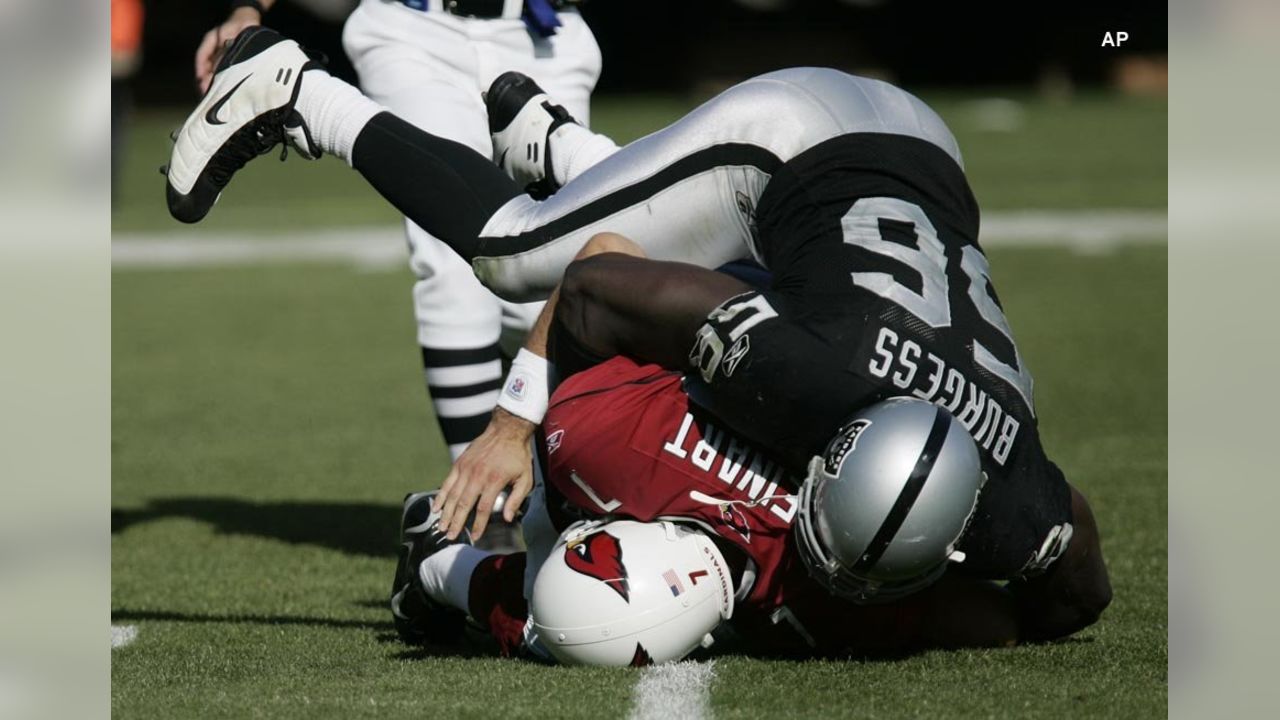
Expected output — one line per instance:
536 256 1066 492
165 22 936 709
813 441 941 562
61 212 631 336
422 231 1109 647
538 356 1025 658
391 235 1105 661
394 356 1025 660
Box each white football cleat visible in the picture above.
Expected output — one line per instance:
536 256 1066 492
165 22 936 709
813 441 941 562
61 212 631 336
485 71 579 197
165 26 322 224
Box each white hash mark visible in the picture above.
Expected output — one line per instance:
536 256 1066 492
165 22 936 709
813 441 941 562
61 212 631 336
111 625 138 649
628 660 715 720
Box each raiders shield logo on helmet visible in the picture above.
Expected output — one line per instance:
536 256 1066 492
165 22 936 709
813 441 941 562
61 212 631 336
823 418 872 475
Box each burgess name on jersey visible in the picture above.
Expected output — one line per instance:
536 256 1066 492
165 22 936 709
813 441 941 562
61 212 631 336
865 325 1021 466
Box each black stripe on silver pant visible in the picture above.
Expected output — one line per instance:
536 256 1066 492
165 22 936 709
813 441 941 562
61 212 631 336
476 142 782 258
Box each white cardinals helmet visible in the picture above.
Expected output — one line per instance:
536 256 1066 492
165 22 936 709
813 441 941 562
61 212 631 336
530 519 735 666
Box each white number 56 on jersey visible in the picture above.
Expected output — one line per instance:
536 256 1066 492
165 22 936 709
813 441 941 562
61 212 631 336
842 197 1036 414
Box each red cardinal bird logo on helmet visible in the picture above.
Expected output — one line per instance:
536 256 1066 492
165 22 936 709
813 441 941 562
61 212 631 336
564 530 630 602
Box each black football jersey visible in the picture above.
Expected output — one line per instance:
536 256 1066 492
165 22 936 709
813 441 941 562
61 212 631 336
702 132 1073 579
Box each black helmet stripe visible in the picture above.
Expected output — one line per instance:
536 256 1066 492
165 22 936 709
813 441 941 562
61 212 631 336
850 407 954 575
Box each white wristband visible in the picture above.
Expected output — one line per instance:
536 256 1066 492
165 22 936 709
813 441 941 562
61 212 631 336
497 348 551 425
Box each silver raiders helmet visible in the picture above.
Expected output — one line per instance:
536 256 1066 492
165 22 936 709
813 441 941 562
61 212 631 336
795 397 985 603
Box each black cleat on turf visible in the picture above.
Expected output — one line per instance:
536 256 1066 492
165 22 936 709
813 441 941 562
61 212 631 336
485 71 578 198
399 491 438 540
389 491 472 646
165 26 323 224
470 491 525 555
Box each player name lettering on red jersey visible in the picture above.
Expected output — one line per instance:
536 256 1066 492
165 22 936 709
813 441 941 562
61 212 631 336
868 326 1021 465
661 412 799 524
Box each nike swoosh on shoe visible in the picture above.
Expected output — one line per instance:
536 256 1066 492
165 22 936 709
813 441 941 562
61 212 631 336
205 75 252 126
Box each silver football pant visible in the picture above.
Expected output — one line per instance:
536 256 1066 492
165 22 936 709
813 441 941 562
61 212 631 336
472 67 963 302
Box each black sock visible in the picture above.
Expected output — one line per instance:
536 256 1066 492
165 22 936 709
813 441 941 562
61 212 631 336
351 112 520 262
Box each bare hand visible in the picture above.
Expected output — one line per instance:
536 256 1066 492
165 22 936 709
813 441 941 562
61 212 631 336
434 409 536 541
194 7 262 95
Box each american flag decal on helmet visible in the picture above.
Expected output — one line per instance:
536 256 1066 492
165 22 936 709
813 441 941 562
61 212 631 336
662 568 685 597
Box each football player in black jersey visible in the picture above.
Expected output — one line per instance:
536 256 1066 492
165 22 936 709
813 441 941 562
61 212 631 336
166 29 1110 641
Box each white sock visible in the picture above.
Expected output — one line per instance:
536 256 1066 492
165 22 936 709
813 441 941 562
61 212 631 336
549 123 620 186
417 544 492 614
294 70 384 165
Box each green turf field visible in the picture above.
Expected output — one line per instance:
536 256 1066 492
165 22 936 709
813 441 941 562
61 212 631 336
112 92 1167 718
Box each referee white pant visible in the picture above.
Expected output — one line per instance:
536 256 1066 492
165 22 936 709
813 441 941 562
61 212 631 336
343 0 601 458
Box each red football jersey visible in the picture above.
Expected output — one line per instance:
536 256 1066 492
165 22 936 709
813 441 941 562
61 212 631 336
542 357 922 655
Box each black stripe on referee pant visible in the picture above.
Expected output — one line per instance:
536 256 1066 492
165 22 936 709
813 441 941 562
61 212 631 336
438 412 494 447
420 344 502 369
427 377 503 399
850 407 954 575
474 143 783 257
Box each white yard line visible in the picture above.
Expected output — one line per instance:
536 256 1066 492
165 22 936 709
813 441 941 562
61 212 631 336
978 209 1166 251
111 624 138 649
112 227 407 270
628 661 716 720
112 210 1164 270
